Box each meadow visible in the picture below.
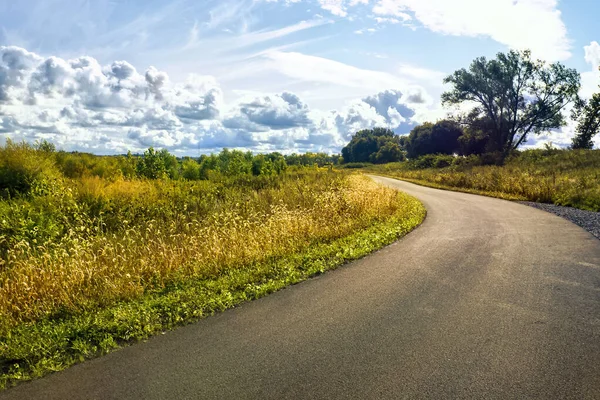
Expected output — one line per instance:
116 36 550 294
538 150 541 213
0 141 425 388
367 149 600 211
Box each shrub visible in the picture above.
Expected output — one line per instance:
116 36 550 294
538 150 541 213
0 140 62 198
407 154 456 169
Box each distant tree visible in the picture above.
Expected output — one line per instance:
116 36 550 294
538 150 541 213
452 113 497 155
370 141 405 164
341 128 404 164
405 120 463 158
251 154 273 176
136 147 166 179
571 68 600 149
182 157 201 180
158 148 180 179
265 153 287 173
120 151 138 179
34 139 56 154
442 50 580 159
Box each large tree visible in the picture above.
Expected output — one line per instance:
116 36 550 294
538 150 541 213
341 128 404 164
405 120 463 159
571 67 600 149
442 50 580 158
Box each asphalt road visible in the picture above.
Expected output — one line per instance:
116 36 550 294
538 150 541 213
3 176 600 400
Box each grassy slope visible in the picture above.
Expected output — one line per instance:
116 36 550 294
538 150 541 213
0 182 425 390
365 150 600 211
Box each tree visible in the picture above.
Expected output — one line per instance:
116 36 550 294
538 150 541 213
405 120 463 158
182 157 201 180
571 68 600 149
370 141 404 164
341 128 404 164
136 147 166 179
442 50 580 158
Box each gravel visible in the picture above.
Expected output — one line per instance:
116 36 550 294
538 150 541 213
519 202 600 240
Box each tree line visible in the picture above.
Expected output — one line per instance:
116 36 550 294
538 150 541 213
341 50 600 165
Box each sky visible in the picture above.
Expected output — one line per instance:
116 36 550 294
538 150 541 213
0 0 599 155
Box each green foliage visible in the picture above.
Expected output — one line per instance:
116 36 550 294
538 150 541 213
407 154 456 169
571 71 600 149
136 147 167 179
442 50 581 157
34 140 56 154
0 190 425 390
284 152 339 167
341 127 405 164
55 151 129 180
0 140 63 198
405 120 463 158
370 141 405 164
338 162 373 169
368 149 600 211
181 158 201 180
0 141 426 388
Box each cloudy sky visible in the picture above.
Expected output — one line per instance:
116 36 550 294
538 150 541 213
0 0 599 155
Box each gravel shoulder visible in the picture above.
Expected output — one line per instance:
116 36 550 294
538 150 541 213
519 202 600 240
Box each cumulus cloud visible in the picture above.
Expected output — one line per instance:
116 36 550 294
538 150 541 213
0 45 428 154
0 46 43 102
585 41 600 68
581 41 600 99
362 89 415 126
224 92 311 131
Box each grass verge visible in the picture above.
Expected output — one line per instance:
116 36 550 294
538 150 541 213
0 188 425 390
365 149 600 211
370 174 527 201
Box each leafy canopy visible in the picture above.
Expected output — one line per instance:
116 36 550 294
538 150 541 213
341 127 405 164
442 50 580 156
405 120 463 159
571 67 600 149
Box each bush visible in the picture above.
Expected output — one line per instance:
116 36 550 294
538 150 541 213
338 162 373 169
182 158 201 180
368 149 600 211
406 120 463 159
407 154 456 169
0 140 62 198
341 128 404 164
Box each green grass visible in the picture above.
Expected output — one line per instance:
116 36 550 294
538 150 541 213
0 184 425 390
365 149 600 211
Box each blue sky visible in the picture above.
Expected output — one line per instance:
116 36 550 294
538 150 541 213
0 0 599 154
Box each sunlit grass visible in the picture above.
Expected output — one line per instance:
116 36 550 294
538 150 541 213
367 149 600 211
0 165 425 389
1 173 407 330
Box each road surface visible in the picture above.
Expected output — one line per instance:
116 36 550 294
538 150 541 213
3 176 600 399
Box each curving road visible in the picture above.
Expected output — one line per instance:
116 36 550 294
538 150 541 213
3 176 600 399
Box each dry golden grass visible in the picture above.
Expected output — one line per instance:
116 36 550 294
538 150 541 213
0 173 402 331
368 150 600 211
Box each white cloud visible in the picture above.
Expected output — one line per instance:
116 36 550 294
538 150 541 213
585 41 600 68
581 41 600 99
260 51 408 90
372 0 411 21
312 0 571 61
317 0 349 17
0 46 427 154
397 63 446 83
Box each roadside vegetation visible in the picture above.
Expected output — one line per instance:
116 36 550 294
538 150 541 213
366 149 600 211
0 140 425 389
339 50 600 211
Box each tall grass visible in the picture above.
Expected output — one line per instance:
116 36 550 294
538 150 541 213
368 149 600 211
0 143 426 388
0 170 408 332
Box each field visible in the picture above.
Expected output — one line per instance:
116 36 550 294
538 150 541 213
367 149 600 211
0 142 425 388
